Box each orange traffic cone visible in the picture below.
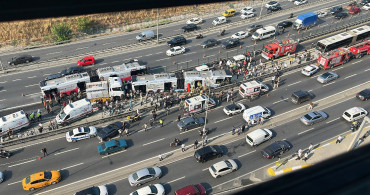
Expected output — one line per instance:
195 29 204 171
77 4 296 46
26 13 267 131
254 40 257 45
22 93 25 96
37 156 42 160
266 93 269 98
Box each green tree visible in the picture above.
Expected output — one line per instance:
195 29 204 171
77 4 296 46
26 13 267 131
77 17 93 33
51 22 72 42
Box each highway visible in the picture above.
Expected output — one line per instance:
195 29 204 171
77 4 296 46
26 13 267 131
0 0 369 194
1 53 369 194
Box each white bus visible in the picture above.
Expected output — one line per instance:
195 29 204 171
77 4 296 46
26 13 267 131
316 25 370 53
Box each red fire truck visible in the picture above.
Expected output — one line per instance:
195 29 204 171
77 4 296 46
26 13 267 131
261 39 298 60
317 48 353 70
349 40 370 59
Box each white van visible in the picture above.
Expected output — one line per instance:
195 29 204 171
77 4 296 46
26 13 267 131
342 107 368 122
136 30 155 41
239 80 269 98
0 110 30 136
243 105 271 122
56 98 93 126
212 16 227 25
251 26 276 41
246 128 273 146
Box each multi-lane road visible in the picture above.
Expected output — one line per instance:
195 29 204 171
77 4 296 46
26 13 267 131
0 0 370 194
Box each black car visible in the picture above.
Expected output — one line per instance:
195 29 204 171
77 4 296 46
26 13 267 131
277 21 293 28
222 39 240 49
330 6 343 14
360 0 370 5
96 122 123 141
267 5 282 12
167 36 187 47
247 24 263 33
8 54 33 65
290 90 311 104
61 66 84 76
177 117 205 131
182 24 197 32
200 39 218 48
356 89 370 101
194 145 223 163
261 140 291 159
334 12 348 19
45 73 62 81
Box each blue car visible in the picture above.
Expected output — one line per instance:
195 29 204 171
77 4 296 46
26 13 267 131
97 139 128 155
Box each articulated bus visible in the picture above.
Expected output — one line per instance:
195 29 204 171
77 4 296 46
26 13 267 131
316 25 370 53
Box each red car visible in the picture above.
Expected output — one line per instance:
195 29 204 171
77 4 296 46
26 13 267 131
349 7 361 14
175 184 206 195
77 56 95 66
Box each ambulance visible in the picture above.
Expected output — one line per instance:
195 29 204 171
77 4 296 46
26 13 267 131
184 95 217 115
239 80 269 98
56 98 93 126
0 110 30 137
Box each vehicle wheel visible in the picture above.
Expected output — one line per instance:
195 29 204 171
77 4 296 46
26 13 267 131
6 156 9 159
136 183 141 187
29 188 35 191
155 177 160 180
205 45 208 48
232 169 237 172
26 60 30 63
185 128 188 131
51 181 57 185
72 139 77 143
217 154 222 158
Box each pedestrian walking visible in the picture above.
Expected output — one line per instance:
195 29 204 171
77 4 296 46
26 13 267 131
241 124 246 132
308 143 313 153
125 128 129 137
308 101 314 110
181 143 186 152
260 117 264 125
271 75 276 85
303 152 309 162
150 118 154 126
194 140 198 149
36 109 42 121
158 154 163 161
336 135 344 144
296 149 302 160
177 114 181 122
41 147 48 157
143 123 148 132
159 119 164 127
204 135 208 145
119 129 124 137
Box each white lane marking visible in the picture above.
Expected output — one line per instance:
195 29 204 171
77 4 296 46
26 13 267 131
27 92 41 96
43 74 50 76
76 46 89 50
155 52 162 55
365 69 370 72
323 82 335 87
202 168 209 171
287 81 301 87
147 54 153 56
143 138 165 146
0 99 5 102
9 135 64 151
7 180 22 186
179 126 202 134
12 78 22 81
344 74 357 79
111 60 119 63
238 150 256 158
167 176 185 184
101 150 127 159
54 148 79 156
298 127 315 135
326 117 340 124
102 42 112 45
25 84 39 88
60 162 84 170
183 52 196 56
0 81 7 84
273 98 288 104
8 159 36 168
352 61 361 64
0 90 7 92
27 76 37 78
214 118 230 124
46 51 62 55
155 58 167 62
178 60 192 65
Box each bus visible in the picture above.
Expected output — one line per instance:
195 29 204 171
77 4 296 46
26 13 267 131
316 25 370 53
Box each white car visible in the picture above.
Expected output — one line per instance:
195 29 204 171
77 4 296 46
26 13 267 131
186 17 203 25
363 3 370 10
231 31 248 39
223 103 246 116
209 159 238 178
212 16 227 26
129 184 165 195
241 12 256 19
241 6 255 14
195 64 214 71
342 107 368 122
315 10 328 18
266 1 279 8
166 46 185 56
294 0 308 5
301 65 320 76
65 126 97 142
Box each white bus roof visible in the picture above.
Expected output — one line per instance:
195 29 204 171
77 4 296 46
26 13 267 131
113 61 146 72
256 26 276 33
318 31 354 46
350 25 370 35
212 70 232 78
41 72 90 89
0 110 26 124
133 73 177 85
185 95 209 104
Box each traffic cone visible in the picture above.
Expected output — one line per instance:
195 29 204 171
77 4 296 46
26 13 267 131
37 156 42 160
254 40 257 45
266 93 269 98
22 93 25 96
173 61 176 65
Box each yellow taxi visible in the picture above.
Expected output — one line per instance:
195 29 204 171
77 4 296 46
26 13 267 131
222 9 236 17
22 170 61 191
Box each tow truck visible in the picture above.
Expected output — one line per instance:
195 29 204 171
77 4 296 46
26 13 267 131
261 39 298 60
349 40 370 59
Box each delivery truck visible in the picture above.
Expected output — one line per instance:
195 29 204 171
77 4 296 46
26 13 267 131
293 12 318 30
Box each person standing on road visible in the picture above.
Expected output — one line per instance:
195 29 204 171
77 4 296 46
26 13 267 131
177 114 181 122
143 123 148 132
181 143 186 152
159 119 164 127
303 152 309 162
336 135 344 144
158 154 163 161
41 147 48 157
125 128 129 137
260 117 264 125
296 149 302 160
194 140 198 149
308 143 314 153
308 102 314 110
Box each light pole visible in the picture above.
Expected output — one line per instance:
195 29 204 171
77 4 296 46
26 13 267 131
156 8 159 44
259 0 264 19
202 87 211 135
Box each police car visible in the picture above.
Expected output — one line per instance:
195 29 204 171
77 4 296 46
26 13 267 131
66 126 97 142
301 65 320 76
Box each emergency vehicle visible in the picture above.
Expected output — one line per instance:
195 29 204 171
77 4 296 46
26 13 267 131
85 76 125 103
239 80 269 98
349 40 370 59
94 61 146 82
184 95 217 115
261 39 298 60
131 73 178 94
0 110 30 137
317 48 352 70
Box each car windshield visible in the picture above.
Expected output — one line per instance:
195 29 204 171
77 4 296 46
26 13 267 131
68 131 73 136
132 173 139 180
149 185 158 193
225 160 233 168
91 187 100 194
304 114 312 120
210 146 217 153
148 168 155 175
101 143 106 150
44 171 52 179
253 32 259 37
79 58 84 62
25 176 31 184
170 48 175 52
322 73 331 78
59 111 67 120
211 165 217 173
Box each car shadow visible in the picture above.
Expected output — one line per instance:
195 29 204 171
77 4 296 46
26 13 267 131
2 169 12 182
48 147 66 155
106 184 117 195
163 183 172 194
32 56 41 62
95 59 105 64
225 141 244 158
150 66 166 73
125 139 134 148
233 158 243 170
200 182 212 193
159 166 169 178
10 148 24 156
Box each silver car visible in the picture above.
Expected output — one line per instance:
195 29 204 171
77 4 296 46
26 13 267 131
300 110 328 125
128 167 162 187
317 72 338 84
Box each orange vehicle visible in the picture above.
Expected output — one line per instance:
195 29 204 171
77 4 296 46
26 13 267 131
22 171 61 191
349 40 370 58
317 48 352 70
261 39 298 60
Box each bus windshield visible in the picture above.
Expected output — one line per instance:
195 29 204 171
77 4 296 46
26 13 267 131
316 42 326 53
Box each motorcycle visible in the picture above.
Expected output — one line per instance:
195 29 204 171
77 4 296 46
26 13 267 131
126 114 140 124
289 13 294 18
199 128 209 136
0 150 11 159
196 34 204 39
217 29 226 37
170 139 182 147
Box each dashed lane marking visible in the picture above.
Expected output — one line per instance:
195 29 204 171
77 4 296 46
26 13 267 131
54 148 79 156
167 176 185 184
344 74 357 79
238 150 256 158
143 138 165 146
0 81 7 84
298 127 315 135
27 76 37 78
7 180 22 186
0 90 7 92
25 84 39 88
214 118 231 124
326 117 340 124
323 82 335 87
60 163 84 170
273 98 288 104
287 81 301 87
8 159 36 168
111 60 119 63
101 150 127 159
12 78 22 82
0 99 5 102
75 46 89 50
